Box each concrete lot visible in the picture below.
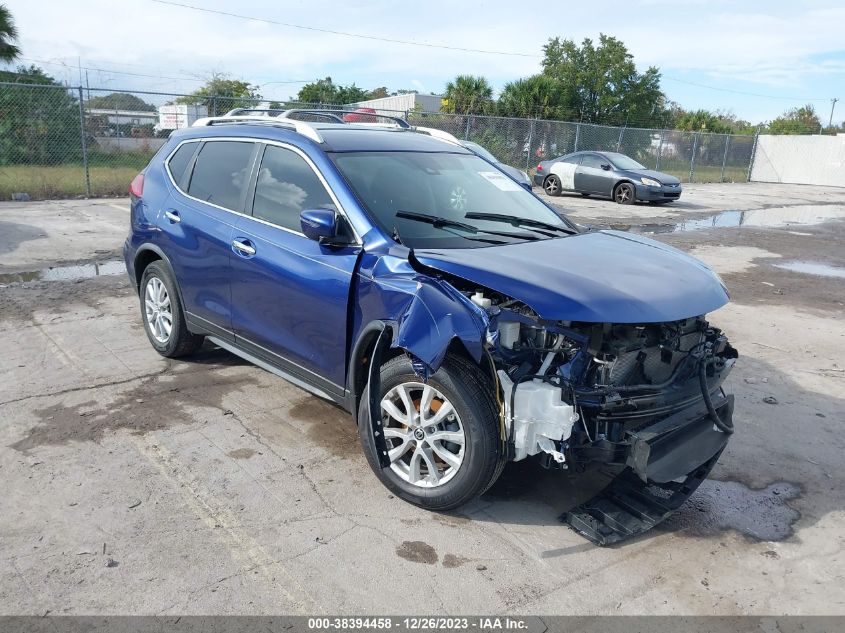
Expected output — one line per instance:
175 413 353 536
1 182 844 615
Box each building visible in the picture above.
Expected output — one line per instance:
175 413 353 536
156 104 209 132
347 93 443 115
86 109 158 127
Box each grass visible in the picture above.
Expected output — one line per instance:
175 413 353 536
2 156 751 201
0 154 151 200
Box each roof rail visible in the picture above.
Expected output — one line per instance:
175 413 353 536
413 126 462 147
280 109 412 129
192 114 323 143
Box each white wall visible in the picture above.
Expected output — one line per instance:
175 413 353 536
751 134 845 187
92 137 167 154
349 93 443 114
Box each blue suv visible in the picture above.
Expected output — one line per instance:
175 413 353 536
124 110 738 545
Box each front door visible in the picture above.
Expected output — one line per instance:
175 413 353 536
229 143 361 395
575 153 613 195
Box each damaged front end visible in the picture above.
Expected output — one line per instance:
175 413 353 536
466 289 738 545
358 233 738 545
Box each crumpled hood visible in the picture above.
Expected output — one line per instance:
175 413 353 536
413 230 728 323
625 169 682 185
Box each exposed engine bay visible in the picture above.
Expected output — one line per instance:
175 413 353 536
465 288 739 544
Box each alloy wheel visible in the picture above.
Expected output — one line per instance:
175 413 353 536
144 277 173 344
380 382 465 488
615 183 633 204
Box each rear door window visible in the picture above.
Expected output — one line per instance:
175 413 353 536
252 145 336 232
187 141 256 211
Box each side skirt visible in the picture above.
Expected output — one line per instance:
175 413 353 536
206 335 343 406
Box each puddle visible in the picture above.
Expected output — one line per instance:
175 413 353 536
775 261 845 279
0 260 125 284
621 204 845 234
662 480 801 541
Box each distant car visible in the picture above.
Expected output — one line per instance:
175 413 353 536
534 151 682 204
342 107 378 123
415 127 532 189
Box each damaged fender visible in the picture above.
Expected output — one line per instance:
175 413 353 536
352 248 491 378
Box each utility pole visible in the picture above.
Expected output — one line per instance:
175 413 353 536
828 98 839 133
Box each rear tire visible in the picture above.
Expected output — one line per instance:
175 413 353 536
139 261 204 358
613 182 635 205
358 354 503 510
543 175 562 197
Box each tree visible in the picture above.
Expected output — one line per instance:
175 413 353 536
176 75 262 116
335 83 369 104
497 75 575 119
443 75 494 115
0 4 21 63
0 66 82 165
85 93 156 112
540 34 664 126
295 77 379 104
768 104 821 135
296 77 339 103
368 86 389 99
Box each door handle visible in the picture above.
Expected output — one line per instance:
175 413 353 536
231 239 256 256
164 210 181 223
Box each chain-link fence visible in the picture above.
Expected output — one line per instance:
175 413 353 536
407 112 757 185
0 82 757 200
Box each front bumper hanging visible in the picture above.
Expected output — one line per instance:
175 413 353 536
562 394 734 546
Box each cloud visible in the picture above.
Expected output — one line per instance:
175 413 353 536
3 0 842 117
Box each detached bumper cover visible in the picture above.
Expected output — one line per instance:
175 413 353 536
562 394 733 545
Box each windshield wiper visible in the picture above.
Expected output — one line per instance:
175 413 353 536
396 210 539 242
464 212 577 235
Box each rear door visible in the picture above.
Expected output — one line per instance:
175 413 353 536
161 138 259 341
229 142 361 395
575 153 613 195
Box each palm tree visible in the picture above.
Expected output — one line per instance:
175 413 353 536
0 4 21 63
443 75 493 115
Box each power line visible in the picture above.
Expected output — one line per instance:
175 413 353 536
150 0 540 58
663 75 830 102
16 57 209 83
12 56 312 87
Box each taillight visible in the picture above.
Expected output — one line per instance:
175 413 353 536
536 164 543 172
129 172 145 198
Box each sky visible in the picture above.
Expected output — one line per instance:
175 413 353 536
3 0 844 125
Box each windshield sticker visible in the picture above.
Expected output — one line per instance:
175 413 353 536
550 162 576 190
479 171 522 191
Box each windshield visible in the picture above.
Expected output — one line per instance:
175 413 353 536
460 141 498 163
330 151 574 249
607 153 645 170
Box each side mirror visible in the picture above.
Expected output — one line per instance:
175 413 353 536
600 163 611 171
519 181 532 192
300 208 338 243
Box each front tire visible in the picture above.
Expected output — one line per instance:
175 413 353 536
140 261 204 358
543 174 562 197
358 354 503 510
613 182 636 205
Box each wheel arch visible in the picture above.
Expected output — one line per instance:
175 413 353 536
347 321 484 426
133 245 189 317
613 178 637 193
